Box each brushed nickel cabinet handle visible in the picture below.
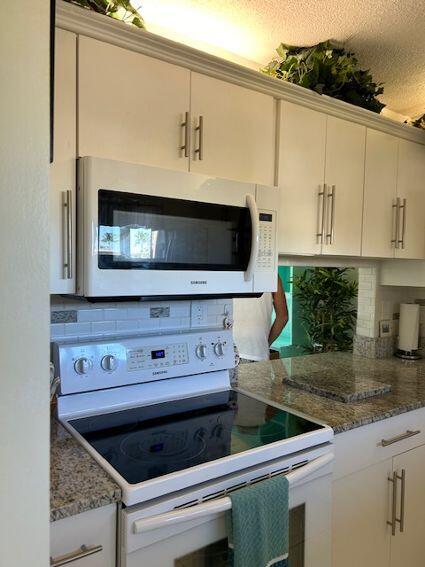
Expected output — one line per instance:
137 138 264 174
391 198 399 248
50 544 102 566
398 468 406 533
379 429 420 447
388 471 398 536
398 198 406 249
316 184 326 244
194 115 204 160
326 184 335 244
180 111 190 157
62 190 72 280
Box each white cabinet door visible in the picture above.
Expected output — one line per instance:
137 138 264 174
394 140 425 260
50 504 116 567
322 116 366 256
362 129 399 258
277 102 326 255
189 72 276 186
390 444 425 567
332 460 392 567
50 28 77 294
78 36 191 171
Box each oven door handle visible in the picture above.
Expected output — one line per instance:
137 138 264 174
244 193 260 282
132 453 334 534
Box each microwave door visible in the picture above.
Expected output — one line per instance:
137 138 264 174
78 158 277 298
82 189 256 298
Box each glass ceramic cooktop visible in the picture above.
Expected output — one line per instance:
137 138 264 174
69 390 323 485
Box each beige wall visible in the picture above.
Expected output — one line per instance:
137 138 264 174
0 1 50 565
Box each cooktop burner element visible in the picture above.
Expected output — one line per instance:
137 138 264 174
69 390 324 485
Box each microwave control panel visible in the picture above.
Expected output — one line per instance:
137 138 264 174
53 329 234 395
256 211 276 272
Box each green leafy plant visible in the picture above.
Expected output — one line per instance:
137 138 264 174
408 113 425 130
292 268 358 353
262 40 385 114
65 0 145 28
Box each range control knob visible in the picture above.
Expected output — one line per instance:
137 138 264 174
214 341 225 357
195 344 208 360
74 357 92 375
101 354 118 372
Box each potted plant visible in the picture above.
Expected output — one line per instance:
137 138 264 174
262 40 385 114
292 267 358 353
64 0 145 28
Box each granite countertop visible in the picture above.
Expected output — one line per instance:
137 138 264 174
50 419 121 522
235 352 425 434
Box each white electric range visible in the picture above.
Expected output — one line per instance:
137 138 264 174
53 328 334 567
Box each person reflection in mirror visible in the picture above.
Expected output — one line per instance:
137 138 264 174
233 274 288 362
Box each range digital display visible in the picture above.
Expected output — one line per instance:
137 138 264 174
151 349 166 360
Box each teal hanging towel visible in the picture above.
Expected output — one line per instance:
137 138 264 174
226 475 289 567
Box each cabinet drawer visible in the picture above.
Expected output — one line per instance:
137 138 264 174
333 407 425 480
50 504 117 567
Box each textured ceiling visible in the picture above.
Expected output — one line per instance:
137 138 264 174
140 0 425 118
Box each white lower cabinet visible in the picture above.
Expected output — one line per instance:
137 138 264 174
50 504 117 567
390 444 425 567
332 409 425 567
333 459 392 567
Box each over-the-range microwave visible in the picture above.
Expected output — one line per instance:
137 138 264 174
76 157 278 300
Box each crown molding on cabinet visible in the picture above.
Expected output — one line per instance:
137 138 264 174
56 0 425 145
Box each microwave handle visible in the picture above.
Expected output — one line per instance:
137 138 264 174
132 453 334 534
244 194 260 282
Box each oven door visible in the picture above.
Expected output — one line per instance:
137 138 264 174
122 453 333 567
78 157 277 299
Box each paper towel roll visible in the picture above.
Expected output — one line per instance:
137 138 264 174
398 303 420 352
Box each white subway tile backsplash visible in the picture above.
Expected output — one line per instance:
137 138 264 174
64 322 91 336
159 317 182 329
116 319 138 332
127 307 150 320
77 309 105 323
138 318 161 331
50 298 229 341
51 323 65 338
103 308 128 321
91 321 117 335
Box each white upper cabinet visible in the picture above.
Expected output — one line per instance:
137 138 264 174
362 129 399 258
78 40 275 186
322 116 366 257
394 140 425 259
78 37 191 171
189 72 276 186
277 101 326 255
50 28 77 294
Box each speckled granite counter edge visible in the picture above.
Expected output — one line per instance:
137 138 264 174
332 400 425 434
50 419 122 522
50 488 122 522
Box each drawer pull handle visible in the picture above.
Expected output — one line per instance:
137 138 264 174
50 544 102 566
380 429 420 447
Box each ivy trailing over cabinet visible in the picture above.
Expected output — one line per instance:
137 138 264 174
262 41 385 114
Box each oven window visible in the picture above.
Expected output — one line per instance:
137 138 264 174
98 190 252 271
175 505 305 567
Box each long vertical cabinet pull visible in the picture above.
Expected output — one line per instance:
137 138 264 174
391 198 400 248
398 468 406 532
180 111 190 157
388 469 406 535
194 115 204 160
388 471 398 536
62 190 72 279
398 198 407 249
316 184 326 244
326 184 336 245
